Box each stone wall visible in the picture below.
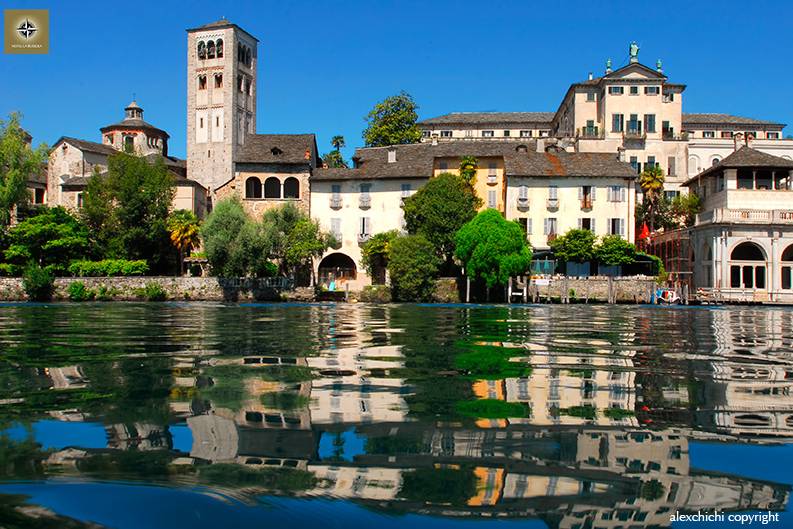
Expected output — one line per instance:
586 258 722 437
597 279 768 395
519 276 659 304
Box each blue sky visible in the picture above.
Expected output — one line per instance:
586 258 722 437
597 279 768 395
2 0 792 160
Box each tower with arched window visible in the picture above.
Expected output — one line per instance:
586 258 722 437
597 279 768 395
186 19 258 193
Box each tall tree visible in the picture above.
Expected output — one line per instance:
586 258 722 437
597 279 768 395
402 172 482 270
454 209 532 288
550 228 596 263
388 234 441 302
201 197 272 277
459 156 478 184
0 113 48 226
82 152 175 272
330 135 345 151
167 209 200 275
321 135 348 168
362 92 422 147
638 165 665 232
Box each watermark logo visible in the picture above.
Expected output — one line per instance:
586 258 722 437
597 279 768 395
4 9 49 54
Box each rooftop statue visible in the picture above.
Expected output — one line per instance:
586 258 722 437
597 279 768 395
629 41 640 63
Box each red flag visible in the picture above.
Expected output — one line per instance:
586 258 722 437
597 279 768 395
639 223 650 240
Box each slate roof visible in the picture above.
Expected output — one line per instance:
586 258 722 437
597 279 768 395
61 171 204 189
53 137 117 156
312 142 636 181
682 113 785 128
683 146 793 186
417 112 555 127
100 118 169 137
235 133 317 165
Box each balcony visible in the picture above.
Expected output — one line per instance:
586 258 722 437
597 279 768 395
662 129 688 141
623 123 646 141
357 233 371 244
487 174 498 185
517 196 530 210
695 208 793 226
581 197 593 210
547 198 559 210
329 196 342 209
578 126 602 139
359 195 371 209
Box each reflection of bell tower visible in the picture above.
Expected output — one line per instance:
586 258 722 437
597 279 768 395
186 19 258 194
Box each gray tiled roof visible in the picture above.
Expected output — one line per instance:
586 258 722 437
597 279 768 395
682 113 785 128
417 112 555 127
235 134 317 165
684 146 793 185
100 118 169 137
312 142 636 181
53 137 117 156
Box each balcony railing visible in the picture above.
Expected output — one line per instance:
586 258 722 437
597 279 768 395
359 195 371 209
695 208 793 226
547 198 559 210
623 123 646 140
329 196 342 209
357 233 371 244
578 126 602 139
581 197 593 210
331 231 343 244
662 129 689 141
517 196 529 210
487 174 498 184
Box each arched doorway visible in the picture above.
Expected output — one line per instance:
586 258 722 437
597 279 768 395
729 241 766 289
781 244 793 290
318 253 357 291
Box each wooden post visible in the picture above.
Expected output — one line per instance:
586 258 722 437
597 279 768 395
466 275 471 303
507 278 513 304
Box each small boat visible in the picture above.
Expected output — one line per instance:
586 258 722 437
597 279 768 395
656 288 680 304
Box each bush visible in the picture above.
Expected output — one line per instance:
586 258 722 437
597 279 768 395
67 281 95 301
0 263 20 277
135 282 167 301
388 235 441 302
359 285 391 303
22 265 54 301
68 259 149 277
550 228 596 263
95 285 120 301
455 399 529 419
594 235 637 266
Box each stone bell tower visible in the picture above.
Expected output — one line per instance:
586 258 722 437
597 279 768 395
186 19 258 193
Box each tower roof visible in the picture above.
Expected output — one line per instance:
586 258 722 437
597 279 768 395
99 101 169 138
186 18 259 42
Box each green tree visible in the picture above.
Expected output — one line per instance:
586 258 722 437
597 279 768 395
167 209 200 275
201 198 271 277
362 91 422 147
360 230 399 283
595 235 637 266
402 172 482 269
669 192 702 228
388 234 441 302
3 206 89 275
454 209 531 288
0 113 48 226
331 135 345 151
284 217 335 283
459 156 478 184
550 228 596 263
321 135 348 168
82 152 175 272
639 164 665 231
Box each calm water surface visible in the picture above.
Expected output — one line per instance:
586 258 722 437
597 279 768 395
0 302 791 528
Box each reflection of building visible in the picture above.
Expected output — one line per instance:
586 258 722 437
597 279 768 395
45 366 87 389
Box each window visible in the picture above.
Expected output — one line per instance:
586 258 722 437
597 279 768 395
421 130 430 138
518 218 528 235
630 156 639 173
644 114 656 133
729 242 766 289
782 245 793 289
629 86 639 95
608 186 625 202
216 39 223 58
520 130 532 137
548 185 558 199
667 156 676 176
721 131 733 138
245 177 262 199
544 218 558 235
197 41 206 59
401 183 411 198
488 190 497 208
586 91 596 102
664 190 680 201
503 130 510 137
663 91 675 102
237 75 244 92
283 177 299 199
264 177 281 198
579 185 595 207
331 184 341 197
647 156 657 169
464 130 473 137
198 75 207 90
579 218 594 232
482 130 494 137
123 135 134 153
77 193 84 209
215 116 220 128
439 161 447 170
711 157 721 167
703 131 715 138
207 40 216 59
608 86 624 95
387 149 396 163
745 130 757 139
768 132 780 139
246 79 253 96
644 86 659 95
609 218 625 236
611 114 624 133
214 74 223 88
440 130 452 138
518 185 529 200
487 161 497 183
359 217 371 236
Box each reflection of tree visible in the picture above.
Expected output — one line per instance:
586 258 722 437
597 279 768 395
0 494 107 529
399 467 477 507
0 433 46 479
197 464 316 492
640 479 665 501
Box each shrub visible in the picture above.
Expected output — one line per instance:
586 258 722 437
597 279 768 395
359 285 391 303
135 282 167 301
550 228 596 263
68 259 149 277
388 234 441 302
594 235 637 266
455 399 529 419
22 265 54 301
95 285 120 301
67 281 95 301
0 263 20 277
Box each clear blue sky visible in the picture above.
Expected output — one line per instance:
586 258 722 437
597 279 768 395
2 0 792 160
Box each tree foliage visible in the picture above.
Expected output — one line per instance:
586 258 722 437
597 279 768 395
360 230 399 278
0 113 48 226
639 165 665 231
81 152 175 272
595 235 637 266
454 209 532 287
388 234 441 302
362 91 422 147
402 172 482 266
3 207 89 275
459 156 478 184
167 209 200 274
550 228 596 263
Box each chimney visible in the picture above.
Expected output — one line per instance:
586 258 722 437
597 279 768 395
431 133 438 146
387 148 397 163
588 72 593 81
617 147 626 162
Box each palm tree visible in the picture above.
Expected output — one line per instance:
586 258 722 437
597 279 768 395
167 209 200 275
459 156 478 184
331 135 345 152
639 165 665 232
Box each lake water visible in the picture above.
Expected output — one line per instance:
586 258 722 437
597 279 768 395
0 302 792 528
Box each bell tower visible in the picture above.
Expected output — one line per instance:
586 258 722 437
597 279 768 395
186 19 258 193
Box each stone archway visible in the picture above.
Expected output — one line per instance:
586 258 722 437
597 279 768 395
318 253 357 291
729 241 767 289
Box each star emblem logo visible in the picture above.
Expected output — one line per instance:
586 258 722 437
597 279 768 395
16 19 37 39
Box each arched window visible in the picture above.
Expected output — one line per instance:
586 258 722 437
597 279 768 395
198 75 207 90
216 39 223 58
197 41 206 59
688 155 700 176
246 48 252 66
245 177 262 199
123 135 134 153
264 177 281 199
207 40 216 59
283 177 299 199
729 242 766 289
781 244 793 290
711 157 721 167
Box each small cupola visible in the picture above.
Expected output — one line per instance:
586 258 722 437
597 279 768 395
124 100 143 121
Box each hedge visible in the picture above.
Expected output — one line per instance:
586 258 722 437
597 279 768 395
68 259 149 277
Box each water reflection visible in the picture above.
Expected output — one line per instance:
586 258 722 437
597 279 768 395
0 303 791 527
